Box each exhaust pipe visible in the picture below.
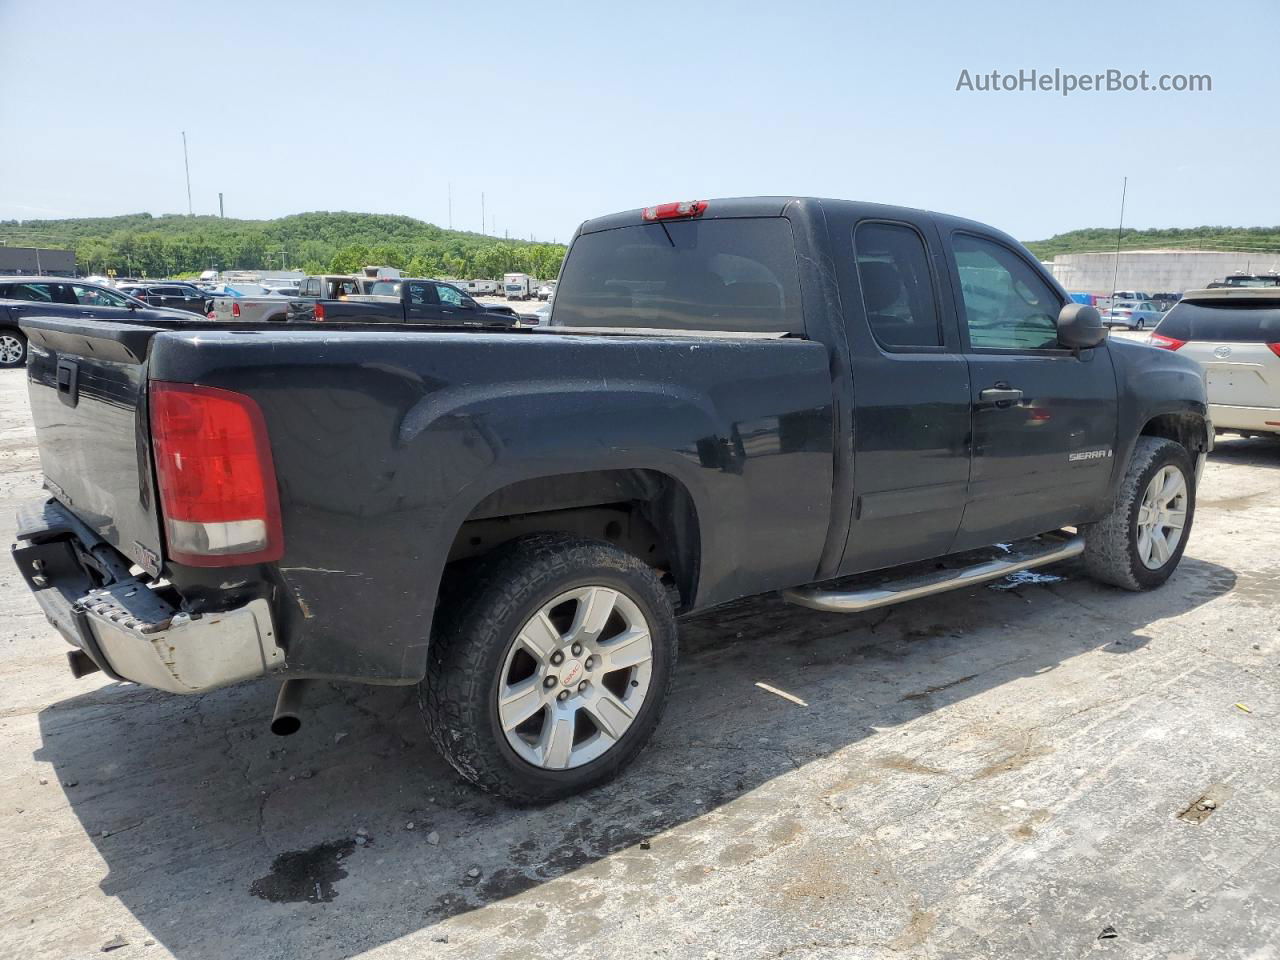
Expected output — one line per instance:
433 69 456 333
271 679 313 736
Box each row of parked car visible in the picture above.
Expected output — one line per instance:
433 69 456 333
0 270 554 368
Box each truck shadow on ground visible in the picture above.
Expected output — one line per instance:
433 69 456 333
1208 436 1280 470
34 555 1236 959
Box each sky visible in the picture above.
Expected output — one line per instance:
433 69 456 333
1 0 1277 244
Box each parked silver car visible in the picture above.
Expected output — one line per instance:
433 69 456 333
1102 299 1163 331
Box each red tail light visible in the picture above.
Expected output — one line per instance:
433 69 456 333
313 302 326 321
150 382 283 567
1148 333 1186 350
642 200 708 221
231 301 241 318
1268 342 1280 358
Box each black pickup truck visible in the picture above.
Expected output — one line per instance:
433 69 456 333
11 197 1210 801
293 277 520 326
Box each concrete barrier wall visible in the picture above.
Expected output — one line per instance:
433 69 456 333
1046 250 1280 294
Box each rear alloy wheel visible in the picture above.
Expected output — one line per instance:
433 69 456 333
0 332 27 368
421 534 677 801
497 586 654 770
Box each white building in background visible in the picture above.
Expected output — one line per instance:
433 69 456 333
1045 250 1280 294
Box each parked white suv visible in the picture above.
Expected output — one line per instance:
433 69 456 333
1149 288 1280 438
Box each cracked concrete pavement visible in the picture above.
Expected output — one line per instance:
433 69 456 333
1 362 1279 960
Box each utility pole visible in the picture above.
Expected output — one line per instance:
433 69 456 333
481 192 486 236
1110 176 1127 299
218 192 224 218
182 132 193 216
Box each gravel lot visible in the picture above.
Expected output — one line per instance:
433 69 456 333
2 360 1278 960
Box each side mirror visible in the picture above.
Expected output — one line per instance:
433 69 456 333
1057 303 1106 349
459 299 477 310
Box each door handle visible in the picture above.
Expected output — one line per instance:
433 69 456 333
979 386 1023 403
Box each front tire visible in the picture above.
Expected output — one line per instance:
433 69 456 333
421 534 678 802
0 330 27 368
1082 437 1195 591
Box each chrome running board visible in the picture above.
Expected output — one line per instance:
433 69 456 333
782 531 1084 614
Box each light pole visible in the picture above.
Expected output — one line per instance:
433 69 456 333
182 132 193 216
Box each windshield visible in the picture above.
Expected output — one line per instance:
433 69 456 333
554 217 804 333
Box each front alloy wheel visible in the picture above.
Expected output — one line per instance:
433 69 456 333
1136 464 1188 569
1082 436 1196 591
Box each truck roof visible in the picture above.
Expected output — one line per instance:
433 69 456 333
575 196 1007 243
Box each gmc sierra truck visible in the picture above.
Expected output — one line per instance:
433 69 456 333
11 197 1210 802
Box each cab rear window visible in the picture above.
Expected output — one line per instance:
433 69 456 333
554 217 804 334
1156 300 1280 342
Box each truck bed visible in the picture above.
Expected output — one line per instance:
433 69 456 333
18 314 834 684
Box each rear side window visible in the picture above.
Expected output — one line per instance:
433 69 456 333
406 281 438 307
5 282 55 302
554 217 804 333
1157 300 1280 342
853 221 942 348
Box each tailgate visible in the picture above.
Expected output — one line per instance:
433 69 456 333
1182 341 1280 408
20 317 165 575
212 297 238 321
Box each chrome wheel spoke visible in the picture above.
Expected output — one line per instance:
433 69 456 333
1150 528 1171 564
569 587 619 644
519 611 561 660
599 627 652 671
539 710 576 769
499 678 548 731
583 689 634 741
1137 526 1153 565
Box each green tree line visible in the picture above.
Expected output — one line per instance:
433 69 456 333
0 211 567 280
1025 225 1280 261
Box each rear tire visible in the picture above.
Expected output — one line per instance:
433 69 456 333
1082 437 1195 591
420 534 678 802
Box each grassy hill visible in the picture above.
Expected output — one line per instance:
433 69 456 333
1025 226 1280 260
0 211 566 280
4 211 1279 279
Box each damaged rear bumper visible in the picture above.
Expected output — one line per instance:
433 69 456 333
12 498 283 694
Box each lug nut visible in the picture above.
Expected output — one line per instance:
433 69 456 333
550 651 564 666
571 643 583 656
557 690 570 702
578 680 588 692
543 675 557 688
584 656 596 670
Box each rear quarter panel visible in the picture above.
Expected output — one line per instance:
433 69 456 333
147 329 835 682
